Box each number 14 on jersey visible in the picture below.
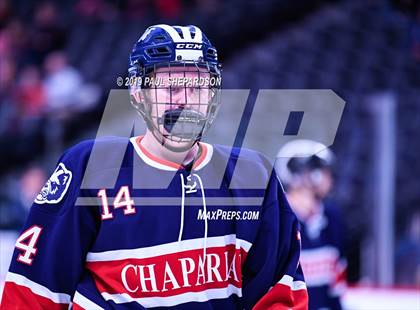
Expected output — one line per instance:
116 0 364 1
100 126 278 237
98 186 136 220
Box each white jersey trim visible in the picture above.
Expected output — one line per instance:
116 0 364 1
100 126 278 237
86 234 252 262
195 142 213 170
299 245 340 287
5 272 71 304
101 284 241 308
130 136 176 171
277 275 307 291
73 291 104 310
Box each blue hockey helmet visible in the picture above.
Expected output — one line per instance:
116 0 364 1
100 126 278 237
128 24 219 77
128 24 222 151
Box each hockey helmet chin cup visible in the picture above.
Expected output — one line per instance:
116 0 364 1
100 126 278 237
158 108 206 140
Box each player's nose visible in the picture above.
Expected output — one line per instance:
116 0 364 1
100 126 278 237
172 91 185 104
171 87 195 106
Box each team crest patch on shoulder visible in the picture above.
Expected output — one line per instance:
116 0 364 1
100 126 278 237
35 163 73 204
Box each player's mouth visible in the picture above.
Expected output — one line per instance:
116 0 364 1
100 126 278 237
158 107 206 140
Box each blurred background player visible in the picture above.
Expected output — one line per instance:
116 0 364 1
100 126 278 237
276 139 347 310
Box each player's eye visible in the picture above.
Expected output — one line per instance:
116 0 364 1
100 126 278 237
168 87 183 96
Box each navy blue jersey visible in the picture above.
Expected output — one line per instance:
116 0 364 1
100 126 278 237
299 203 346 310
1 136 308 309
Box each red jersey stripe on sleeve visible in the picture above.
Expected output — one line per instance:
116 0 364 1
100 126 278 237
0 282 68 310
0 272 70 310
72 303 84 310
252 275 308 310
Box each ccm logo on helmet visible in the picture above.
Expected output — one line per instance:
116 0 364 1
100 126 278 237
176 43 203 49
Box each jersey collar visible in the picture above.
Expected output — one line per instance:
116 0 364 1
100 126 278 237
130 136 213 171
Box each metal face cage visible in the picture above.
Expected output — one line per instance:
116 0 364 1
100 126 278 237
131 61 222 151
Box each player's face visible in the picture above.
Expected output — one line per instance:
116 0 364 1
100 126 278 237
286 186 317 221
140 66 215 150
311 168 333 199
147 66 212 118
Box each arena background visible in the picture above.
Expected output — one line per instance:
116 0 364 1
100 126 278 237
0 0 419 308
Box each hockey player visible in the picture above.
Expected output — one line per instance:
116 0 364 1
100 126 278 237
1 25 308 309
276 140 347 310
